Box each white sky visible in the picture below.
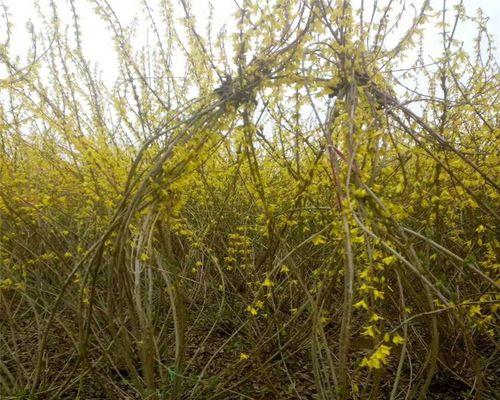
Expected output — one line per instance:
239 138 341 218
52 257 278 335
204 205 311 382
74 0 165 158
1 0 499 83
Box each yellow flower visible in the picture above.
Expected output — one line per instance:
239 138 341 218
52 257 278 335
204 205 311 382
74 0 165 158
382 256 397 266
359 268 370 279
370 313 383 322
362 325 377 338
392 334 405 345
246 306 258 316
262 277 274 287
352 235 365 244
280 265 290 273
360 344 391 369
239 353 249 361
0 278 13 289
354 300 368 310
359 283 371 292
311 235 326 246
468 305 481 317
353 188 367 199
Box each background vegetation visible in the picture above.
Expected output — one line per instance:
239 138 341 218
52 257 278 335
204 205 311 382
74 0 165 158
0 0 498 398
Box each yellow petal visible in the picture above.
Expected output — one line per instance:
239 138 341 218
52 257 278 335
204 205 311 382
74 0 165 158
392 334 405 345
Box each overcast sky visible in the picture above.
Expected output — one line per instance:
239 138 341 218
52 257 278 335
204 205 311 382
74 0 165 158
2 0 499 83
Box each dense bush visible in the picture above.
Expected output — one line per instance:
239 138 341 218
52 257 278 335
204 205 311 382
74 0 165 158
0 1 498 399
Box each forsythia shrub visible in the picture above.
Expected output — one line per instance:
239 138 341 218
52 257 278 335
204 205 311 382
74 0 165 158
0 1 498 399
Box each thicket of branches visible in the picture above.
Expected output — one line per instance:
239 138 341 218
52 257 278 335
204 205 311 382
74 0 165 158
0 0 498 399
